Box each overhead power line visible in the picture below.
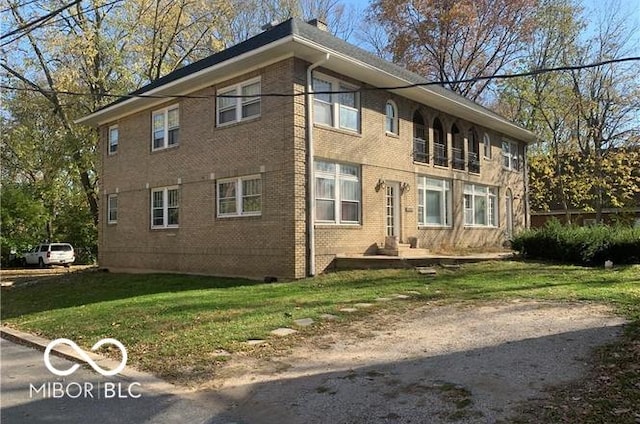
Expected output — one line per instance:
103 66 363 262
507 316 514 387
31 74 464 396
1 0 82 40
0 0 124 48
0 0 41 14
1 56 639 101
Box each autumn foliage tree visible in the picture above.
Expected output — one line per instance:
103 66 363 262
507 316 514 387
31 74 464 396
498 0 640 222
368 0 538 101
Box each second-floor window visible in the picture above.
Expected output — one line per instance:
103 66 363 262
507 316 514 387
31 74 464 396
312 74 359 132
217 78 261 126
385 100 398 135
108 125 118 155
152 106 179 151
502 140 520 171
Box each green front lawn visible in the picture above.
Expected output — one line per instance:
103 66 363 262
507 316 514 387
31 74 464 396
2 261 638 385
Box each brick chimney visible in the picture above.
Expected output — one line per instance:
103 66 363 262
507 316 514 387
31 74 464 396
307 18 328 32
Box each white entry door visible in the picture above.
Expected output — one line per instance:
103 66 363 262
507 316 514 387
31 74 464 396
385 182 400 238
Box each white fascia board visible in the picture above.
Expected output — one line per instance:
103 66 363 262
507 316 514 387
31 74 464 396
76 36 295 126
291 36 537 144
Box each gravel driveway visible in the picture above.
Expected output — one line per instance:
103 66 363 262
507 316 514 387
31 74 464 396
197 300 626 424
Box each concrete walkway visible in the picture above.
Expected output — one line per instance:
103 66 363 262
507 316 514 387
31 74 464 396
0 334 233 424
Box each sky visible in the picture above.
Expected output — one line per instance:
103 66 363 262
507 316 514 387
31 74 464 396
346 0 640 51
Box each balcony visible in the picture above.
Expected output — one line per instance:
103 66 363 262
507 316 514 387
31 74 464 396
452 147 465 170
468 151 480 174
434 142 447 167
413 138 429 163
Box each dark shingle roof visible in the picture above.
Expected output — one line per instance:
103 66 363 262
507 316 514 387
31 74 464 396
91 18 534 141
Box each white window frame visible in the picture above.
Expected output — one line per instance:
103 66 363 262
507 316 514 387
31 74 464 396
152 105 179 151
151 186 179 229
417 176 451 227
312 73 360 133
108 125 118 155
464 184 498 227
385 100 398 135
314 160 361 225
483 133 491 159
107 194 118 224
502 140 520 171
216 77 261 126
217 175 262 218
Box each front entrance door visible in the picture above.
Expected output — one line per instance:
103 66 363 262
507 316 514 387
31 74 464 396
385 182 400 238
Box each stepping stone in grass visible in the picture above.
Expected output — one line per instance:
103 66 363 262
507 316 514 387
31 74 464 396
339 308 358 313
319 314 339 320
406 291 421 295
246 339 267 346
375 297 393 302
294 318 314 327
393 294 411 299
416 267 437 275
270 328 298 337
353 303 374 308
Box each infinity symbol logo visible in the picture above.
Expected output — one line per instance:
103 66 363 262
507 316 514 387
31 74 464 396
44 338 128 377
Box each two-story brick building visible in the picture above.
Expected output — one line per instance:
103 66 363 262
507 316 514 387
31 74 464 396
78 18 537 280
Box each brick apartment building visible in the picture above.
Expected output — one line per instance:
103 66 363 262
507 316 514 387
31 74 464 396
78 18 537 279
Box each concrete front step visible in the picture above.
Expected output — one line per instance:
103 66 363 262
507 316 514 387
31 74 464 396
377 246 430 257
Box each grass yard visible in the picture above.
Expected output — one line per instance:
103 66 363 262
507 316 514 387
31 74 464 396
2 261 639 390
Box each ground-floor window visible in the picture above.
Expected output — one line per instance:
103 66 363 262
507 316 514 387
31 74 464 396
107 194 118 224
464 184 498 227
417 176 451 227
315 160 360 224
151 186 179 228
217 175 262 217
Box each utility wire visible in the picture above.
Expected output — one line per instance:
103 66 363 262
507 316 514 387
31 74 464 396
0 0 123 47
1 56 639 100
0 0 41 14
1 0 82 40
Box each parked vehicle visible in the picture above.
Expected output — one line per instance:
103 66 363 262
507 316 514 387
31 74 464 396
23 243 75 268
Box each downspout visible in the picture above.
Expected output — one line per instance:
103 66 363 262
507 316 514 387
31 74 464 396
524 143 531 229
306 54 329 276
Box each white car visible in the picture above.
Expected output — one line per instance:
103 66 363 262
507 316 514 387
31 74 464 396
23 243 75 267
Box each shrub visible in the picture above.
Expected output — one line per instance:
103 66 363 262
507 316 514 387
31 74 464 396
512 219 640 265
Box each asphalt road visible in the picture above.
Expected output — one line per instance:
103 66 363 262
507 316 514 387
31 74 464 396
0 338 232 424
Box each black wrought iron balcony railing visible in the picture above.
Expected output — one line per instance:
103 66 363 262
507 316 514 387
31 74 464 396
413 138 429 163
452 147 465 170
468 151 480 174
434 142 447 167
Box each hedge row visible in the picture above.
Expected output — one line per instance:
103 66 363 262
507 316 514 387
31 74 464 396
512 220 640 266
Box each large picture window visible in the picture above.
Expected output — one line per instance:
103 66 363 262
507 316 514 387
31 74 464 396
315 161 360 224
217 175 262 217
152 106 179 150
151 187 179 228
217 78 261 126
464 184 497 227
417 177 451 227
312 74 359 132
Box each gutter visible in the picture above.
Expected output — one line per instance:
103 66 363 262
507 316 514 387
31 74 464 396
306 54 329 277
